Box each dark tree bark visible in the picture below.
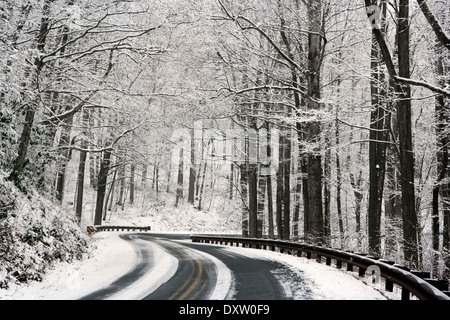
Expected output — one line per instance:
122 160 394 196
94 148 111 225
129 164 135 205
416 0 450 51
397 0 419 267
75 108 90 223
276 134 285 239
248 166 258 238
55 115 74 203
282 134 291 240
433 42 450 278
304 0 324 243
10 0 52 183
175 148 184 207
368 10 390 255
240 162 249 237
188 128 196 204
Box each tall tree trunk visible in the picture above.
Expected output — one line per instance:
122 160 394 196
188 129 196 204
175 148 184 207
117 156 125 207
248 165 258 238
75 148 87 223
368 14 389 256
94 148 111 225
240 162 249 237
282 134 291 240
267 174 275 239
323 130 332 243
293 167 302 241
335 120 344 248
129 164 135 205
55 114 74 203
10 0 52 183
397 0 419 267
276 134 285 239
257 173 266 238
433 42 450 279
75 109 90 223
304 0 324 244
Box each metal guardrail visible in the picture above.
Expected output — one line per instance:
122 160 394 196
190 235 450 300
87 225 151 233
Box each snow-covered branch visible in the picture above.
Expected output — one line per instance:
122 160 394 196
394 76 450 98
416 0 450 51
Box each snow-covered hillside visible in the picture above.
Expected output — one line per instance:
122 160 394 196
0 171 90 289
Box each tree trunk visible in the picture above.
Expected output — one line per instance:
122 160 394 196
304 0 324 244
240 162 249 237
75 149 87 224
129 164 135 205
248 165 258 238
188 130 196 204
323 130 332 243
10 0 52 183
276 134 284 239
368 22 389 256
335 121 344 248
55 114 74 203
75 108 90 223
282 134 291 240
267 174 275 239
94 148 111 225
257 173 266 238
433 42 450 279
117 158 125 207
175 148 184 207
397 0 419 267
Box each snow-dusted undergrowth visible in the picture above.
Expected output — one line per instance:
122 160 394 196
0 171 90 289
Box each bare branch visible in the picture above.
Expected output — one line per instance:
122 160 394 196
43 49 115 124
217 0 302 71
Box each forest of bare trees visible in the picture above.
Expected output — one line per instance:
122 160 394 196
1 0 449 279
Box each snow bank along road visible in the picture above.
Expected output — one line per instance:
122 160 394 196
0 232 387 300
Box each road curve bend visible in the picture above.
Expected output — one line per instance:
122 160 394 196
80 233 313 300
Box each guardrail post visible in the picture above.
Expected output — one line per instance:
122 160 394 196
347 262 353 272
401 288 410 300
358 267 365 277
336 260 342 269
385 279 394 292
326 257 331 266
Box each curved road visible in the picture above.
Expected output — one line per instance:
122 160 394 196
80 233 313 300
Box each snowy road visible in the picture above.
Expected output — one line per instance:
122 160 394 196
80 233 308 300
0 232 389 300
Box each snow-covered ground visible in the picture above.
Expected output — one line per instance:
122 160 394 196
0 229 395 300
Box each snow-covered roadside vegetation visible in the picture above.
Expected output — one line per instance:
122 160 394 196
0 170 89 289
0 167 242 290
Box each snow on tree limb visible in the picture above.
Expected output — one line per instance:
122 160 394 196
416 0 450 51
394 76 450 98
